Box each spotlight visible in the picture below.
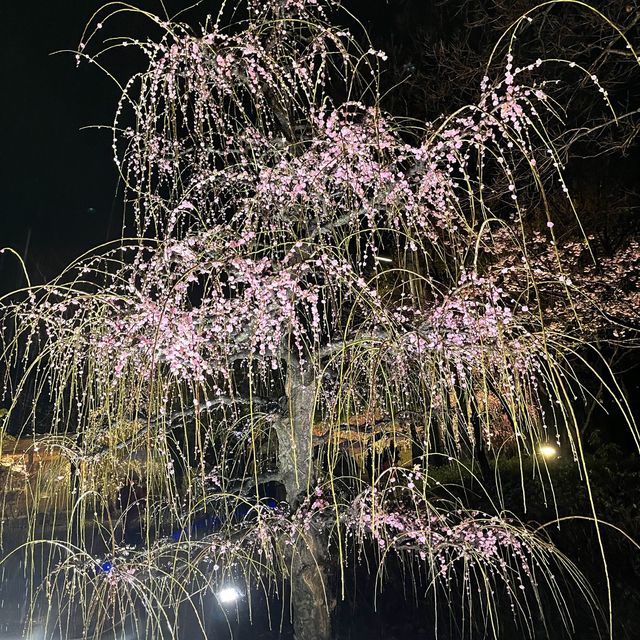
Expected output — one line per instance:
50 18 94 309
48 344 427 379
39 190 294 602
538 444 557 459
217 586 240 604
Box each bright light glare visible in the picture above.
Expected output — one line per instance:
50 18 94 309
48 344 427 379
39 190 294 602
217 586 240 604
539 445 557 459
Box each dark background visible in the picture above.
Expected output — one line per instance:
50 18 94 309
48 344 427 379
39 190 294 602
1 0 120 289
1 0 126 291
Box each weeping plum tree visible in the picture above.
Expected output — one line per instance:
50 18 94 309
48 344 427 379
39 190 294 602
1 0 639 638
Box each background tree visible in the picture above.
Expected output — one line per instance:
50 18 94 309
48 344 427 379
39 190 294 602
377 0 640 408
1 1 638 639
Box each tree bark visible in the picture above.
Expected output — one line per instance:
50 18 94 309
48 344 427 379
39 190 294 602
277 363 316 505
277 361 334 639
290 526 333 640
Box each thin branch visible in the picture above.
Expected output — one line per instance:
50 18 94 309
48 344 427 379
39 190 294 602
90 396 281 458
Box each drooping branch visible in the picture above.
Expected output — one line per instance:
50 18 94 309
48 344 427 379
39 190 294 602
89 395 282 458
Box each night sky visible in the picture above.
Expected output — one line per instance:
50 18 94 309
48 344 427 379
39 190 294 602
1 1 120 291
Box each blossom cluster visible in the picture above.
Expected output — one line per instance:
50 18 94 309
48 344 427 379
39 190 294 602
88 243 330 383
486 227 640 341
345 481 537 595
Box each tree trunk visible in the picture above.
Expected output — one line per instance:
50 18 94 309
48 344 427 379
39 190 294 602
277 362 334 639
277 363 315 505
290 526 333 640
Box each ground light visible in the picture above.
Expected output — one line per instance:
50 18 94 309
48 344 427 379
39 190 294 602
538 444 558 459
217 586 241 605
